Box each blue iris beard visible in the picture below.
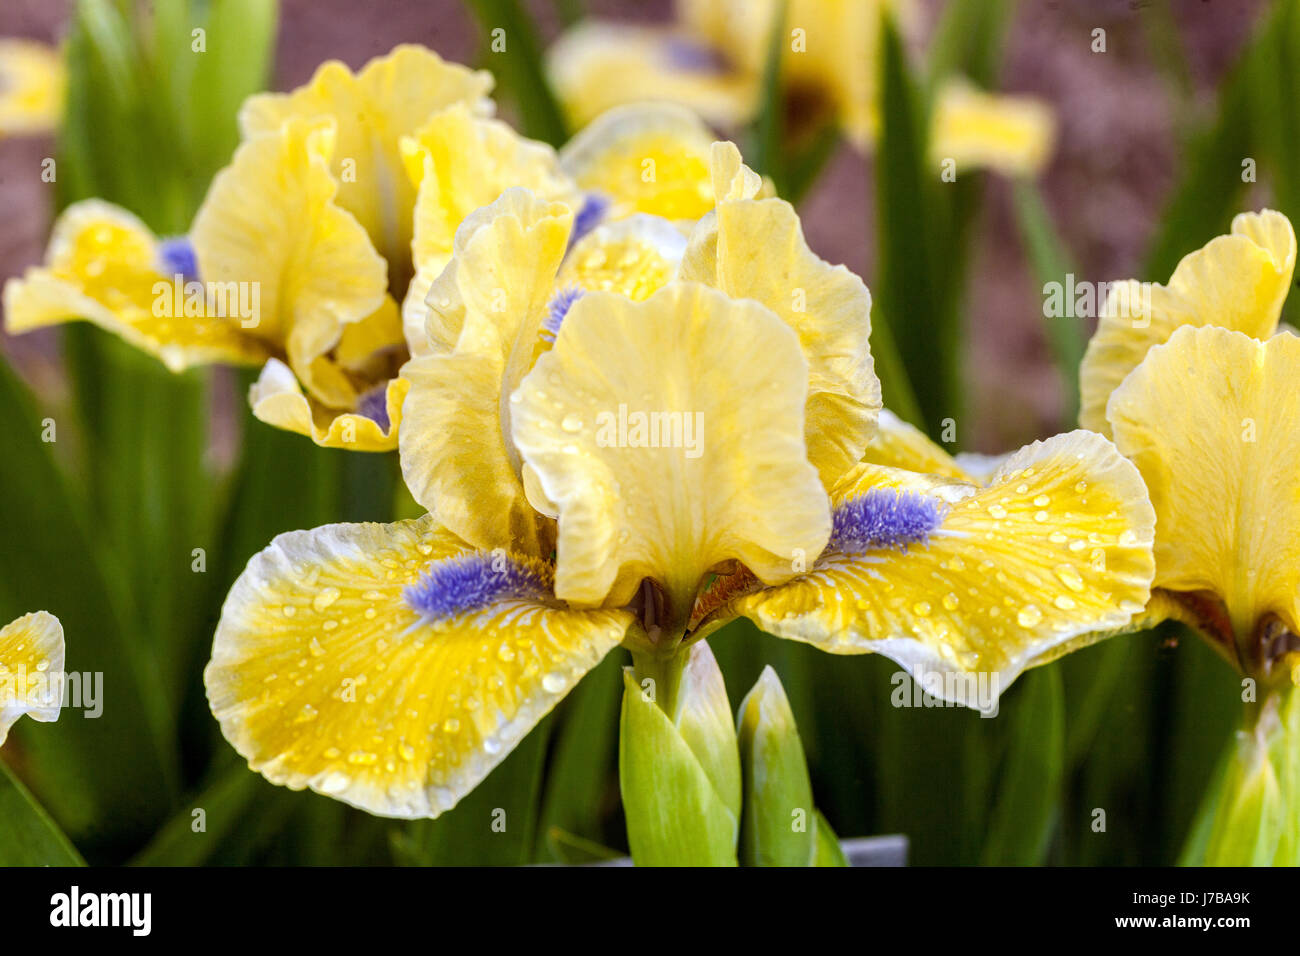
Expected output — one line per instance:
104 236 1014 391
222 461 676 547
157 236 199 282
829 488 947 554
542 286 585 339
403 551 553 622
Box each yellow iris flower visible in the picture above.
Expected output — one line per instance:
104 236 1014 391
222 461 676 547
1078 210 1300 685
547 0 1055 177
0 38 63 137
0 612 65 746
2 43 735 453
206 141 1154 817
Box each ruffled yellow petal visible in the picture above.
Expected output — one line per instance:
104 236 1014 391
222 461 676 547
0 39 63 136
239 44 494 271
512 282 831 617
679 185 881 488
1080 209 1296 436
929 80 1056 178
736 431 1155 707
0 611 64 745
547 22 757 131
1107 325 1300 646
400 103 576 353
3 200 270 371
249 358 408 451
205 515 629 818
559 103 717 221
401 190 573 554
863 409 971 481
191 118 388 409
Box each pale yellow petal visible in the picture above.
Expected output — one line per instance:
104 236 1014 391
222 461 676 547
1079 209 1296 436
249 358 407 451
512 282 831 620
737 430 1155 708
0 611 64 745
191 118 388 409
680 193 881 488
1107 325 1300 645
558 213 686 301
559 102 718 221
239 45 494 271
399 350 552 557
3 201 269 371
930 80 1056 178
0 39 63 137
206 515 630 818
547 22 757 131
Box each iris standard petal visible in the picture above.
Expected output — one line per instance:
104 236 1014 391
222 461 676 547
239 44 494 273
679 181 881 488
511 282 831 618
1107 325 1300 649
191 118 388 410
205 515 630 819
559 103 718 221
929 80 1056 178
1079 210 1296 436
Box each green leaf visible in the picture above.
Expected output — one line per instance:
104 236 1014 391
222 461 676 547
537 651 625 854
980 666 1065 865
128 762 263 866
392 716 553 865
0 761 86 866
927 0 1013 90
875 13 956 435
465 0 568 146
0 358 177 853
545 827 621 864
1012 181 1086 423
619 667 738 866
736 666 815 867
748 0 790 191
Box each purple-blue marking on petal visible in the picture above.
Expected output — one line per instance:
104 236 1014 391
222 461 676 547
829 488 947 554
355 383 392 432
567 193 609 251
542 286 585 339
403 551 552 622
157 236 199 282
663 39 729 74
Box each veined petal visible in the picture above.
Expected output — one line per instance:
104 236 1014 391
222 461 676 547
736 431 1155 708
250 358 408 451
206 515 630 818
1079 209 1296 436
3 200 268 371
1107 325 1300 645
0 611 64 745
547 22 757 131
416 188 573 358
239 44 494 271
680 187 881 488
929 80 1056 178
191 118 388 409
511 282 831 615
0 39 63 136
400 103 577 351
559 103 718 221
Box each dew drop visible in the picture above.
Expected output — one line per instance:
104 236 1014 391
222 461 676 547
1054 564 1086 592
313 587 341 612
1017 605 1043 628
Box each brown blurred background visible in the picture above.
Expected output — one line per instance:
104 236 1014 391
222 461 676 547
0 0 1271 450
